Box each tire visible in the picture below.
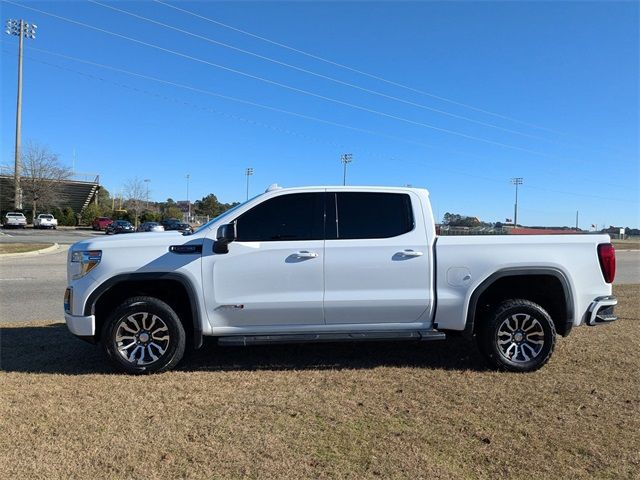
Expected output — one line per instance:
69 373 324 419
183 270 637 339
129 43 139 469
476 299 556 372
101 296 186 374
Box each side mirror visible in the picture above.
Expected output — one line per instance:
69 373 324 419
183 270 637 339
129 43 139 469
214 223 236 254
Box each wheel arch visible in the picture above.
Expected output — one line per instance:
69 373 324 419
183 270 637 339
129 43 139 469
464 268 575 337
84 273 203 349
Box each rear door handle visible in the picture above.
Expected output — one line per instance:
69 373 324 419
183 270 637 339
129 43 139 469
295 251 318 258
399 250 423 257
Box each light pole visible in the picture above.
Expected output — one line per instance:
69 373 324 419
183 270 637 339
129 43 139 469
185 174 190 222
144 179 151 209
5 19 37 210
245 167 253 200
511 177 523 227
341 153 353 186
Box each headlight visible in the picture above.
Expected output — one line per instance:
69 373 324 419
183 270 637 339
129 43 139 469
70 250 102 279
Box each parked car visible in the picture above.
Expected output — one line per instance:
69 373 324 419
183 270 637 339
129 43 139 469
33 213 58 229
3 212 27 228
161 219 192 234
138 221 165 232
92 217 113 231
105 220 135 235
64 185 618 374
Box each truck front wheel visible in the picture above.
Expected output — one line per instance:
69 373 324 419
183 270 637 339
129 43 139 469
476 299 556 372
101 296 186 374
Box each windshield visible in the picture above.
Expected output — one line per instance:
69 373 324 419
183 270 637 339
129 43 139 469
40 215 53 219
192 195 260 234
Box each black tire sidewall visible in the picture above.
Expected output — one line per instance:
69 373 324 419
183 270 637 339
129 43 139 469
478 300 556 372
101 297 186 374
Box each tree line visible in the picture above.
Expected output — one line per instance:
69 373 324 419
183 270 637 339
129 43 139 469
2 141 239 226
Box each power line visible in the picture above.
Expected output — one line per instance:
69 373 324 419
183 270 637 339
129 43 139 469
152 0 561 135
12 45 636 197
5 51 637 207
153 0 637 160
3 0 564 157
88 0 553 143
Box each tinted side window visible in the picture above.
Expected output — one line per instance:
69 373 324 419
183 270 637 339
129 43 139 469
335 192 414 239
236 193 324 242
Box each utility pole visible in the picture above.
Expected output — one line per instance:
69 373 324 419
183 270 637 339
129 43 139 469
5 19 37 210
510 177 523 227
245 167 253 200
341 153 353 186
575 210 579 231
185 174 190 222
144 179 151 209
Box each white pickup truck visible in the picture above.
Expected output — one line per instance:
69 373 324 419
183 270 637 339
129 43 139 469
64 186 617 374
33 213 58 229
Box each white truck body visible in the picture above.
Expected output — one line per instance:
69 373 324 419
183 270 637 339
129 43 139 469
34 214 58 229
63 186 617 373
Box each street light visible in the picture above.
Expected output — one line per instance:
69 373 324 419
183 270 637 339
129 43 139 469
511 177 523 227
5 19 37 210
245 167 253 200
341 153 353 186
144 179 151 209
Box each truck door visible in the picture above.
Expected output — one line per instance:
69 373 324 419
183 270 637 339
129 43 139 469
323 191 431 324
203 192 326 327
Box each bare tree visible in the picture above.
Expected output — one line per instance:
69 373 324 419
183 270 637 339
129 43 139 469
20 141 72 220
123 177 147 228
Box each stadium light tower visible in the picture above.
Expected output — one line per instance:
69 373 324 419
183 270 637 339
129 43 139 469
5 19 37 210
144 179 151 208
341 153 353 186
245 167 254 200
511 177 523 227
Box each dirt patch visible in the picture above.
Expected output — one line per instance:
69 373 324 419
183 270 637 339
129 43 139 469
0 243 53 254
1 284 638 479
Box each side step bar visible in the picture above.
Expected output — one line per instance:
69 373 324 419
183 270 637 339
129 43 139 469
217 330 446 346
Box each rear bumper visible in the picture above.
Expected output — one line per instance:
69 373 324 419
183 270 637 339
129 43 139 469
65 312 96 337
586 296 618 326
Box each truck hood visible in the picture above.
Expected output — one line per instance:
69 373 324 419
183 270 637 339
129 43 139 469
71 231 189 251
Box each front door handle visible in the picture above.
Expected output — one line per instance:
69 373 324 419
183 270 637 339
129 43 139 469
399 249 423 257
294 251 318 258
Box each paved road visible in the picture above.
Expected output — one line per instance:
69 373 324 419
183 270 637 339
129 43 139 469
1 247 69 323
0 227 103 245
615 250 640 285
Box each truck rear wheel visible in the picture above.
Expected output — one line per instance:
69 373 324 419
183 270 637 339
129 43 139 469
476 299 556 372
101 296 186 374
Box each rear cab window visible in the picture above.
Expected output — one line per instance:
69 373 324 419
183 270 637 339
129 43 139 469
326 192 414 240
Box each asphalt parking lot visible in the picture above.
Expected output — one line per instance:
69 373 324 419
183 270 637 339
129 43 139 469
0 227 103 244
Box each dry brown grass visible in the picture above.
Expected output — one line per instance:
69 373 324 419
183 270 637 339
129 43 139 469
612 239 640 250
1 285 639 479
0 243 52 254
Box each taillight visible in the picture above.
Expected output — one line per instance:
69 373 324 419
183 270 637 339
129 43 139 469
597 243 616 284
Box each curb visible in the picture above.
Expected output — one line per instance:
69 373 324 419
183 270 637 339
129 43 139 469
0 243 66 258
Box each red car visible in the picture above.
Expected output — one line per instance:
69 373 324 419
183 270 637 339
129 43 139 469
92 217 113 231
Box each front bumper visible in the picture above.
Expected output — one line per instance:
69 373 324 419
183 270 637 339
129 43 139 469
586 296 618 326
65 312 96 337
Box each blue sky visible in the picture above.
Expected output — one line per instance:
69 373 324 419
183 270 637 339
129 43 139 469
1 0 638 228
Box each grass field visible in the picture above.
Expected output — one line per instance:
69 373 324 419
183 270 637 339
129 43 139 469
0 243 52 254
612 239 640 251
1 285 638 479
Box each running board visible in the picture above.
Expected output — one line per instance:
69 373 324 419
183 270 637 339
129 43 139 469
217 330 446 346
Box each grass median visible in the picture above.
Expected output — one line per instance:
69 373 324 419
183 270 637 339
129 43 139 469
1 284 638 479
0 243 53 255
